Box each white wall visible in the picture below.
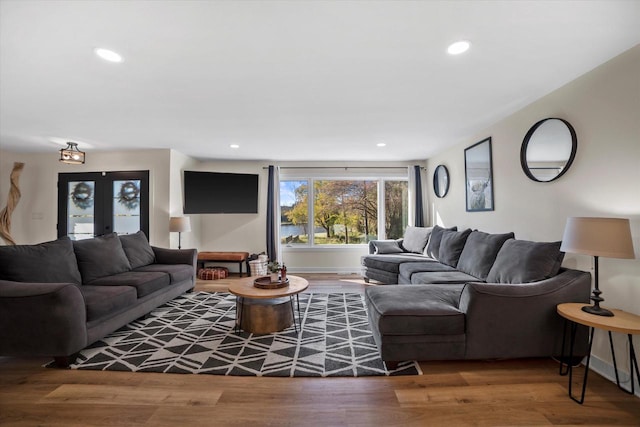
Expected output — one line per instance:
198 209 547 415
427 45 640 391
169 150 200 250
0 149 172 246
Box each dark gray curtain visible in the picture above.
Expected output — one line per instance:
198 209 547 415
266 165 277 261
414 165 424 227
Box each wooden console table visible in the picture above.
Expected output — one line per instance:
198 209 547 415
557 303 640 404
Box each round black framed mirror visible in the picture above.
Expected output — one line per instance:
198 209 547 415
520 118 577 182
433 164 450 198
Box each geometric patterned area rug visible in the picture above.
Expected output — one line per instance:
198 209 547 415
68 292 421 377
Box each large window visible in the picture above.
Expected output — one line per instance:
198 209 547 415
280 176 407 246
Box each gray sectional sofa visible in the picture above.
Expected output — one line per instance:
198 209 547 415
361 225 591 368
0 231 196 366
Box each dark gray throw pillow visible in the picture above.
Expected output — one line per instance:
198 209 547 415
486 239 565 284
0 236 82 284
438 229 472 268
456 231 515 280
401 226 433 253
73 233 132 284
373 240 406 254
424 225 458 260
119 231 156 269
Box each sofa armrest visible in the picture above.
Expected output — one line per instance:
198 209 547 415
458 269 592 359
0 280 88 357
152 247 197 267
368 238 404 254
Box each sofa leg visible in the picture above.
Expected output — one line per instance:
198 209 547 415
364 277 370 283
53 354 77 368
384 361 399 371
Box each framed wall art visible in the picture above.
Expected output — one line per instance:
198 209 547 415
464 137 494 212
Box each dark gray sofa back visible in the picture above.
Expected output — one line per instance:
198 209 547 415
486 239 564 283
119 231 156 269
73 233 132 284
0 236 82 285
456 231 515 280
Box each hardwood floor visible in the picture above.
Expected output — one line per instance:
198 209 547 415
1 274 638 426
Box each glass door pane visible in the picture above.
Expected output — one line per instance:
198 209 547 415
67 181 95 240
112 179 141 235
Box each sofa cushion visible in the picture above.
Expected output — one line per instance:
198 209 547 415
134 264 193 284
365 285 465 336
86 271 170 298
410 270 478 285
401 226 433 254
372 240 405 254
119 231 155 269
0 236 82 285
424 225 458 260
73 233 132 284
362 253 433 274
80 285 137 322
398 261 457 284
438 229 472 268
486 239 565 284
456 231 515 280
399 260 455 276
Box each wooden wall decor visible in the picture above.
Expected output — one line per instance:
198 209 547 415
0 162 25 245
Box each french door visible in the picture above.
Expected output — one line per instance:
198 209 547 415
57 171 149 240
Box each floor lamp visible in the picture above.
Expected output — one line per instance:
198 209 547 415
169 216 191 250
560 217 635 317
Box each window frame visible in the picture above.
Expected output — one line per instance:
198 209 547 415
279 171 408 249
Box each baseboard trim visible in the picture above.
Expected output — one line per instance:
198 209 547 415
589 354 640 398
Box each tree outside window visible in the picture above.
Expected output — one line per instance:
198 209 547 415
280 177 407 245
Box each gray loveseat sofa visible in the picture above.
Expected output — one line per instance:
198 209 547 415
361 226 591 368
0 231 196 366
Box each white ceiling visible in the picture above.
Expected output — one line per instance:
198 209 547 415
1 0 639 162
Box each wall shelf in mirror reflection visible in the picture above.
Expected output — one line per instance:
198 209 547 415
433 165 450 198
521 118 577 182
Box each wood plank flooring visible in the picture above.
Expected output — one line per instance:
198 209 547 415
1 274 638 426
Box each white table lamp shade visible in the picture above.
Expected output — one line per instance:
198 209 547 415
169 216 191 233
560 217 635 259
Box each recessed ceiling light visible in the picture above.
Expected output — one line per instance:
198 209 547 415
447 40 470 55
376 143 386 147
229 144 240 149
94 48 123 63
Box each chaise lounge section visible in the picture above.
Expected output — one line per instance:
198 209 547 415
0 231 196 366
361 225 591 367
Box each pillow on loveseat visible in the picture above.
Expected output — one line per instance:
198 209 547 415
73 233 132 284
401 226 433 254
119 231 156 269
424 225 458 260
438 229 472 267
0 236 82 284
456 231 515 280
486 239 564 284
372 240 406 254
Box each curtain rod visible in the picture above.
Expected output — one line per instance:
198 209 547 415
261 166 420 170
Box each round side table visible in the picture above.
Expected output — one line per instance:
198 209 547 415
557 303 640 404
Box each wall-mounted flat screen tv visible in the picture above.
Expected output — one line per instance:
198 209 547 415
183 171 259 214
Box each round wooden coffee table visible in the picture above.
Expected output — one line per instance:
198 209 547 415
228 275 309 334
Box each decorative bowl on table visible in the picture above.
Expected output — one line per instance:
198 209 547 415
253 276 290 289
